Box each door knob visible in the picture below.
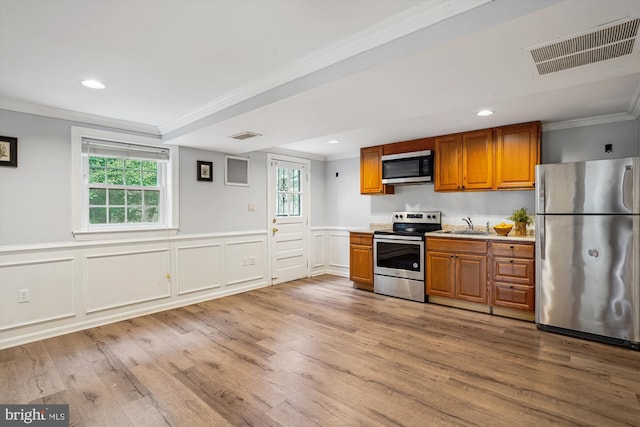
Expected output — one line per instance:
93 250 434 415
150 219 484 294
272 227 278 233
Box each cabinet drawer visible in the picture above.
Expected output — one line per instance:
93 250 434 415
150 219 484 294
350 232 373 246
492 258 534 285
426 238 487 255
492 282 534 311
491 242 534 258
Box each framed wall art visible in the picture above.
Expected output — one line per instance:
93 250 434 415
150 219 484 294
0 136 18 167
197 160 213 181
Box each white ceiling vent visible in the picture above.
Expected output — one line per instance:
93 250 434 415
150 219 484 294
527 17 639 75
229 131 262 141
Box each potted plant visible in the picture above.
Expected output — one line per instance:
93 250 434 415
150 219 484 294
507 207 534 236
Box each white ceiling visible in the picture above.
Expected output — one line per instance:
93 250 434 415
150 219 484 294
1 0 639 160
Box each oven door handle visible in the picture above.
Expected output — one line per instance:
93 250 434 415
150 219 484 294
374 236 424 243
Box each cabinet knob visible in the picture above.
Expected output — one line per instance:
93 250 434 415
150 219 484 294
509 245 514 249
510 260 514 263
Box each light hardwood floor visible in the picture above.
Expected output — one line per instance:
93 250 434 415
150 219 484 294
1 275 639 426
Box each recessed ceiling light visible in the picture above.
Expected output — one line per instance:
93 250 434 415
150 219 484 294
328 139 339 144
81 79 106 89
476 109 494 117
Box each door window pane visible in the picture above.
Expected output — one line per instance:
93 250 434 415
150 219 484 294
275 166 303 217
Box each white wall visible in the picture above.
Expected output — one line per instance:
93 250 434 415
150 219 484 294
178 147 267 234
542 117 639 164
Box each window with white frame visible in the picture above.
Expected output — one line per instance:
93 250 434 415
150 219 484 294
82 138 169 228
72 127 178 239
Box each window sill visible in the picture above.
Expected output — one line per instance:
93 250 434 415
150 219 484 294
72 227 179 241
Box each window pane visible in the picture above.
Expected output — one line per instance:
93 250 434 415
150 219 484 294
144 190 159 205
144 207 158 222
127 208 142 223
276 193 288 216
291 169 301 192
125 169 142 186
142 171 157 186
106 168 124 185
89 168 106 184
277 168 288 191
291 194 300 216
109 189 125 205
109 207 125 223
125 159 141 170
89 157 106 167
106 158 124 169
127 190 142 205
89 207 107 224
142 160 156 171
89 188 106 205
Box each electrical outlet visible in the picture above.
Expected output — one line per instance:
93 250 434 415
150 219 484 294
19 289 30 303
250 256 256 265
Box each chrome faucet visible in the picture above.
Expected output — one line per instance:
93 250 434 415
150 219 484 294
462 217 473 231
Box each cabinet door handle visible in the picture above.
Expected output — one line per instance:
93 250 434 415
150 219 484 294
509 246 514 249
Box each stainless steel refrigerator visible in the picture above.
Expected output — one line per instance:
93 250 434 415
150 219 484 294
535 157 640 350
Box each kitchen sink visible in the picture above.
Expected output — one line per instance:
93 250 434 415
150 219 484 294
438 230 489 236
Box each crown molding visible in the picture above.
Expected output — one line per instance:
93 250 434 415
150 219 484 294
158 0 491 134
542 112 637 132
0 97 161 136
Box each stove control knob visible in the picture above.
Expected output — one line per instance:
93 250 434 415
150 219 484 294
399 214 403 219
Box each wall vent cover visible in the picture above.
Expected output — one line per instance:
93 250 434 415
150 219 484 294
527 17 639 75
229 131 262 140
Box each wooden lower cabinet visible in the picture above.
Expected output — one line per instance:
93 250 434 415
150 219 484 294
427 237 536 319
426 238 488 304
349 232 374 291
489 241 535 311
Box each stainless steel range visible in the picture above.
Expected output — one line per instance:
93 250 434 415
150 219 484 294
373 211 441 302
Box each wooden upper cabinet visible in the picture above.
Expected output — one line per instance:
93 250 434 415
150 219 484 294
435 130 492 191
494 122 540 190
462 129 493 190
360 146 394 195
434 134 462 191
383 137 434 155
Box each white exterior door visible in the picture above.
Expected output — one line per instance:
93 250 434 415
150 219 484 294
267 154 310 285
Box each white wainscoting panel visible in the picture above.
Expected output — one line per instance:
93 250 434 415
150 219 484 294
85 248 171 313
312 232 325 268
176 244 223 295
225 239 265 285
328 232 350 268
0 258 75 330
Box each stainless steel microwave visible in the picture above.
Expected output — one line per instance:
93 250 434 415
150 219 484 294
381 150 433 184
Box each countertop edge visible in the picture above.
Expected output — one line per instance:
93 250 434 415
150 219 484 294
424 231 535 242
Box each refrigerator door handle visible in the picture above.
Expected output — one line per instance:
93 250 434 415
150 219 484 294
537 167 546 260
622 162 636 212
540 214 545 260
537 169 545 213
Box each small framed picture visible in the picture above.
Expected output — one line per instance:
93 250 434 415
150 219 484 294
0 136 18 167
197 160 213 181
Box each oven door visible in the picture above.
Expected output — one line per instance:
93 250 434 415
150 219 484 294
373 235 424 281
